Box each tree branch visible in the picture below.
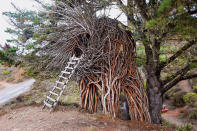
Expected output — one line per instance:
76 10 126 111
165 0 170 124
161 64 191 86
178 9 197 17
162 73 197 94
186 9 197 15
159 40 196 70
133 0 149 21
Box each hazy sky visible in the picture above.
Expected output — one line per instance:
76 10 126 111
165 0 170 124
0 0 127 46
0 0 51 46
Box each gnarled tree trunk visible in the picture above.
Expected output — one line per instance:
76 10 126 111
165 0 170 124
146 69 162 124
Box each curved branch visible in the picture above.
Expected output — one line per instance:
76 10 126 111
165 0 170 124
161 64 190 86
159 40 196 70
162 73 197 94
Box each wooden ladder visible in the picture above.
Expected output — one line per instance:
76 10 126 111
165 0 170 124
43 55 82 110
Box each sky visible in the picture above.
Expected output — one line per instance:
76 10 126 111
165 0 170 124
0 0 127 46
0 0 51 46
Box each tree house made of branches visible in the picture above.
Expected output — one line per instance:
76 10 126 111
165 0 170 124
45 9 151 122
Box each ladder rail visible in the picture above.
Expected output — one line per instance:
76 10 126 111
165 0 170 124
43 55 82 110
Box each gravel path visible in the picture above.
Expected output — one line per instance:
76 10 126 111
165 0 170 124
0 79 35 105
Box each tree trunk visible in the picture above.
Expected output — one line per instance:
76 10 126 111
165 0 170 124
147 75 163 124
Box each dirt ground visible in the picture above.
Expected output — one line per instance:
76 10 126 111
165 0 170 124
162 106 197 131
0 106 172 131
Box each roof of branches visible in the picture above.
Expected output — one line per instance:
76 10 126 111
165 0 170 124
45 1 134 76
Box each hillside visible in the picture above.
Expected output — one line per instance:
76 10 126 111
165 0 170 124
0 65 175 131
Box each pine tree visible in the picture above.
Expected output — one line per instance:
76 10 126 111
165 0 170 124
112 0 197 123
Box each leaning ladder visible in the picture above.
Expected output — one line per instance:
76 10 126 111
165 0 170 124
43 55 82 110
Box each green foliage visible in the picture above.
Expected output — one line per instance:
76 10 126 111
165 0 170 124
177 123 193 131
162 119 176 129
160 45 179 53
26 44 35 50
25 67 39 78
0 47 17 65
136 44 145 66
174 16 197 37
183 93 197 106
32 33 40 38
188 109 197 119
145 0 197 39
193 85 197 93
172 91 186 107
146 19 158 29
190 61 197 69
2 70 10 75
136 58 145 67
159 55 168 62
3 8 52 55
158 0 173 14
146 17 169 30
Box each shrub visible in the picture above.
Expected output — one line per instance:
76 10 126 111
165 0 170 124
25 67 39 77
172 91 186 107
2 70 10 75
177 123 193 131
188 109 197 119
193 85 197 93
183 93 197 106
162 119 176 129
165 88 181 99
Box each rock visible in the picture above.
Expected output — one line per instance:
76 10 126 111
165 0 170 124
8 116 12 119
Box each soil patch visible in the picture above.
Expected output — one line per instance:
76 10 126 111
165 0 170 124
162 106 197 130
0 106 172 131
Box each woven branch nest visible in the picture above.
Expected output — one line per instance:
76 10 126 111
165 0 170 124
46 16 134 75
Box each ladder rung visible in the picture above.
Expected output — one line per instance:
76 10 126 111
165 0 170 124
73 57 80 61
44 100 53 108
47 96 56 102
61 71 71 74
55 86 62 90
73 64 78 69
56 81 64 85
59 75 68 80
49 91 59 96
65 66 73 70
68 62 76 65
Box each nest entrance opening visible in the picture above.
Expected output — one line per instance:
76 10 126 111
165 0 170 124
74 47 83 57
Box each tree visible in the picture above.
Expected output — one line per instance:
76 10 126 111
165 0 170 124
112 0 197 123
0 43 17 65
2 2 58 70
4 0 197 124
2 1 56 54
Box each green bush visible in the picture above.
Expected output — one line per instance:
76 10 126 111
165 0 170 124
183 93 197 106
162 119 176 129
177 123 193 131
193 85 197 93
165 88 181 99
188 109 197 119
2 70 10 75
173 92 186 107
25 67 39 77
